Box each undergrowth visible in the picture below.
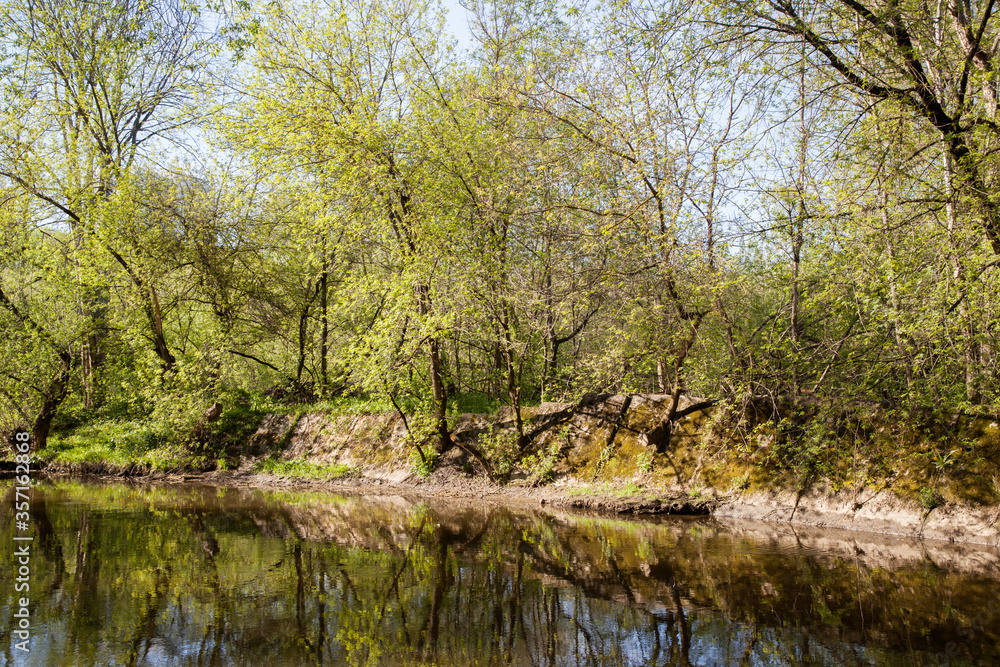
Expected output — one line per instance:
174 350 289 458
254 457 359 479
699 400 1000 506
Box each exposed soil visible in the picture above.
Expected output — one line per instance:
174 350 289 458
29 392 1000 548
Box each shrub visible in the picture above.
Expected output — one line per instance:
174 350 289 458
919 486 944 510
479 429 519 482
409 447 439 479
522 440 561 485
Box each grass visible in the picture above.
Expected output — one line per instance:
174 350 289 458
43 419 189 471
565 481 648 498
449 392 503 415
253 457 359 479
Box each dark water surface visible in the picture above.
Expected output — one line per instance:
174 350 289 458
2 479 1000 666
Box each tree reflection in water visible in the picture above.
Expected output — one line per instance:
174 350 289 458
1 480 997 666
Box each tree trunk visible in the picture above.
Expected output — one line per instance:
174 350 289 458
656 358 667 393
320 254 329 394
428 336 450 453
944 152 980 403
32 352 74 450
134 276 174 371
656 315 704 453
415 281 450 453
296 302 311 383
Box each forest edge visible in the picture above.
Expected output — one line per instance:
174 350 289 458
6 392 1000 546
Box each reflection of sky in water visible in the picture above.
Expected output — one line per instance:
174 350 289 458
0 480 995 666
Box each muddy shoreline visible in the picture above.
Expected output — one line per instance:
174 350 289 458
24 392 1000 549
30 466 1000 550
34 467 716 514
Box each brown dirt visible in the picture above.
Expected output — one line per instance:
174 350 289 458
716 487 1000 546
33 394 1000 548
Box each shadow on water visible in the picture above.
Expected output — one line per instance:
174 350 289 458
2 479 999 666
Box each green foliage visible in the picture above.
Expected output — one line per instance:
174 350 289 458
932 449 959 473
919 486 945 511
594 439 616 479
42 419 186 471
479 429 519 483
253 457 358 479
196 400 270 458
635 450 654 474
46 420 161 460
408 447 439 480
142 360 220 449
521 439 561 485
732 473 751 492
400 411 440 450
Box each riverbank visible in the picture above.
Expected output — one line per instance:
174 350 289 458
27 392 1000 546
18 473 1000 578
33 464 1000 547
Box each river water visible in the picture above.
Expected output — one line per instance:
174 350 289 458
1 479 999 666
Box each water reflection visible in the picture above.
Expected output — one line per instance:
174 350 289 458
1 480 998 666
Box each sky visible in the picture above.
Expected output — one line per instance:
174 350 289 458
441 0 475 54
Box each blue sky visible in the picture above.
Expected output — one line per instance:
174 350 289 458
441 0 475 53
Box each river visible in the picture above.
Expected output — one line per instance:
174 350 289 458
1 479 998 665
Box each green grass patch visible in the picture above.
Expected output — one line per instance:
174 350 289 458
449 392 502 415
253 457 359 479
43 419 188 471
565 481 648 498
45 419 157 464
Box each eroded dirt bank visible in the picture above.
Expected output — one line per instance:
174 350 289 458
714 488 1000 545
41 392 1000 546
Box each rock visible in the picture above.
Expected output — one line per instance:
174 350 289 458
204 403 223 422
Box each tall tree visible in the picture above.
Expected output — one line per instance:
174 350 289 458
714 0 1000 256
225 0 461 450
0 0 216 375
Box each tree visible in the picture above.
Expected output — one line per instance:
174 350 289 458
714 0 1000 256
224 0 463 450
0 0 217 402
487 0 760 417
